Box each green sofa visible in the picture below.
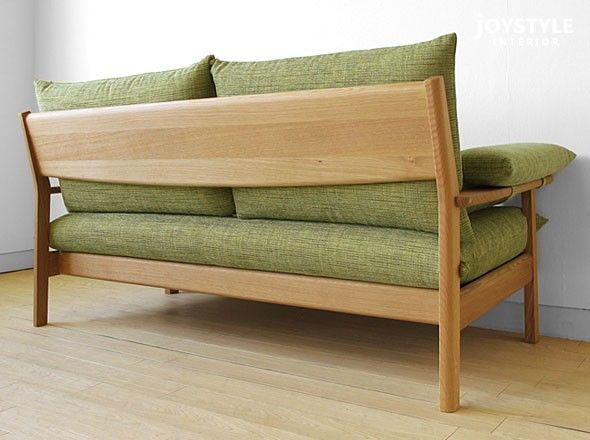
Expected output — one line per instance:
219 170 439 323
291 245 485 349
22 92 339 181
35 34 574 290
26 34 575 412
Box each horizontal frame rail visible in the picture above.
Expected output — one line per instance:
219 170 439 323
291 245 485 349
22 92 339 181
56 252 440 324
460 254 533 328
456 175 553 208
50 250 533 329
24 82 436 187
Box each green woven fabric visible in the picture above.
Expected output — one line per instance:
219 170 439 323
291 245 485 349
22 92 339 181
34 56 235 216
212 34 474 240
60 180 235 216
233 182 473 238
460 208 527 284
49 207 527 289
462 143 575 187
34 57 216 111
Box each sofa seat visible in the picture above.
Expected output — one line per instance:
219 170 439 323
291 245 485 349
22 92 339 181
49 207 527 289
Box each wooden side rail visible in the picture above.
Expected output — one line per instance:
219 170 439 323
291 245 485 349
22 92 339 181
456 175 553 208
49 251 532 330
57 252 441 323
21 76 543 413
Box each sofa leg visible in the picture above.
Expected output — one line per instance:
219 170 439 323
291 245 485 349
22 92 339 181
33 179 51 327
439 310 461 412
34 267 49 327
165 289 179 295
522 190 540 344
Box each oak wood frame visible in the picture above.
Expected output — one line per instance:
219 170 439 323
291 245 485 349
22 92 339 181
21 76 542 412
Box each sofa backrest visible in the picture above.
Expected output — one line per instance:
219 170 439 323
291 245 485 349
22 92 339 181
25 81 443 186
23 77 462 253
210 34 474 240
33 56 236 217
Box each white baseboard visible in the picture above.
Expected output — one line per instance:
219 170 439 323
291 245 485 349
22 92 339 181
0 249 33 273
473 300 590 342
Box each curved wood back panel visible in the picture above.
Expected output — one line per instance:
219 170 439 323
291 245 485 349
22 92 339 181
23 81 436 187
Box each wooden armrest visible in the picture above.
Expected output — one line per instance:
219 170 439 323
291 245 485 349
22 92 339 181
456 175 553 208
50 186 61 194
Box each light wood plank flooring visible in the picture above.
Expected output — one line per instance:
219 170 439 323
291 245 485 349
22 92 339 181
0 269 589 439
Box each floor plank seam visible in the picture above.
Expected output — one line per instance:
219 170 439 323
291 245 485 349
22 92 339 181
495 383 511 398
3 326 519 428
443 427 459 439
0 322 181 364
3 327 449 423
533 420 590 434
156 384 189 399
62 326 444 406
32 343 148 370
490 416 506 434
4 271 590 438
163 356 453 428
56 324 218 354
174 346 442 405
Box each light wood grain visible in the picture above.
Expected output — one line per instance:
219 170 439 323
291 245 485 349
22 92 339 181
522 190 540 344
1 270 589 439
57 252 440 324
426 77 461 412
460 254 533 328
47 251 60 277
20 112 50 327
25 82 435 187
20 77 556 414
456 175 553 208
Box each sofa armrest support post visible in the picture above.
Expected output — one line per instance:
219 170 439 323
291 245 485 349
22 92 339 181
522 189 540 343
425 77 461 412
455 175 553 208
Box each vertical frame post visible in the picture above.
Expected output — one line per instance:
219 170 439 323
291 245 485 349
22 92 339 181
522 190 540 343
425 77 461 412
20 112 50 326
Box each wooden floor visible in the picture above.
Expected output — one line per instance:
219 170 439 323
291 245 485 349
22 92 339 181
0 271 589 439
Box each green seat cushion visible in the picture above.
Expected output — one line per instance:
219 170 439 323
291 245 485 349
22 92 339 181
212 33 474 240
462 143 575 187
34 56 235 217
49 207 527 289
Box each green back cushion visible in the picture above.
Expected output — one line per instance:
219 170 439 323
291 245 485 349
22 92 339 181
462 143 576 187
211 34 474 239
34 56 235 216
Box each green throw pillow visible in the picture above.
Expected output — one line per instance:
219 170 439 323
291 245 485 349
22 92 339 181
212 33 475 240
462 143 575 187
34 56 235 216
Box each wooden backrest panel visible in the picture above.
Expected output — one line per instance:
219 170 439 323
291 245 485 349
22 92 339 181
24 81 437 187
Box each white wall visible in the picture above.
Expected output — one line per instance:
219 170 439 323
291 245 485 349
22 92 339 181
9 0 590 338
0 0 36 272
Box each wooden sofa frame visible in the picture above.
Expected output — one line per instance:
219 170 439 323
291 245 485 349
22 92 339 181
21 76 549 412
